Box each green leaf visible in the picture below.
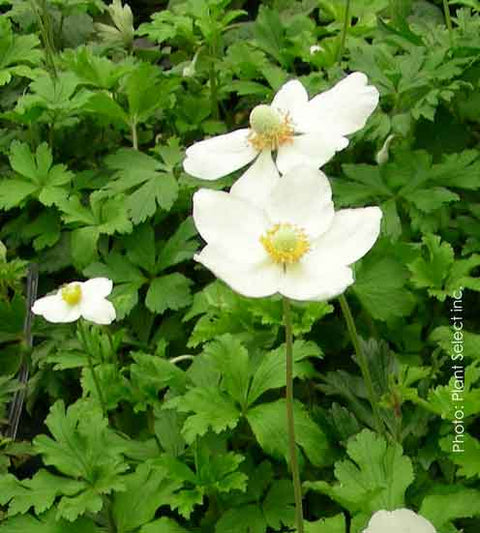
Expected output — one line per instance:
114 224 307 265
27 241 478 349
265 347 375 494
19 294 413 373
141 518 189 533
247 340 322 406
105 149 179 224
112 463 183 531
0 142 73 210
440 434 480 479
33 399 128 516
216 505 266 533
202 334 250 409
407 234 455 300
7 470 84 517
165 388 241 443
247 399 329 467
305 429 413 513
146 273 192 314
420 487 480 529
156 217 198 272
0 509 100 532
304 514 346 533
353 253 416 322
430 326 480 361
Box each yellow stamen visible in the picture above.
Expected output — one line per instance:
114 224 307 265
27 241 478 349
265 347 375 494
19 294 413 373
248 105 294 151
61 284 82 306
260 223 309 264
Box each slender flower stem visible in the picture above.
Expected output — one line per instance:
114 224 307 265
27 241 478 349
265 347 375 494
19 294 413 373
131 117 138 150
78 323 107 416
336 0 351 63
282 297 304 533
442 0 454 46
338 294 384 435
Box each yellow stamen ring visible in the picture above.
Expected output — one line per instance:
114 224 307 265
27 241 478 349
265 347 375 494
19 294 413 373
260 223 310 264
61 284 82 306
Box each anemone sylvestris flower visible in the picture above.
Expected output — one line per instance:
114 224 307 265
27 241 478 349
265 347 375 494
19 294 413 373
32 278 116 325
183 73 379 193
363 509 436 533
193 166 382 301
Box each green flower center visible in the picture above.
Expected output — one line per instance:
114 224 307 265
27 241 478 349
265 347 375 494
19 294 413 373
61 284 82 306
260 223 310 264
249 105 283 135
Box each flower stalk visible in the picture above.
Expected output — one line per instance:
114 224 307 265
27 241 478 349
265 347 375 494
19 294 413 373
442 0 453 46
337 0 352 63
283 297 304 533
338 294 384 435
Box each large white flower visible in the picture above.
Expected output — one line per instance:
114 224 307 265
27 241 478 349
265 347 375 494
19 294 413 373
32 278 116 325
363 509 436 533
193 166 382 301
183 73 379 197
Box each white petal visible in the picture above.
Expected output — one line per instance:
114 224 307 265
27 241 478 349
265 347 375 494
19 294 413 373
230 150 280 209
80 298 116 325
276 133 349 174
363 509 436 533
81 278 113 299
264 166 334 239
195 245 282 298
271 80 309 121
307 72 379 137
193 189 269 264
183 129 258 180
32 293 82 323
312 207 382 266
280 254 354 301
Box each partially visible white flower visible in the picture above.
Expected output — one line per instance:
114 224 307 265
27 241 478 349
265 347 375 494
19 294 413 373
375 134 395 165
309 44 323 54
193 166 382 301
363 509 436 533
32 278 116 325
183 73 379 186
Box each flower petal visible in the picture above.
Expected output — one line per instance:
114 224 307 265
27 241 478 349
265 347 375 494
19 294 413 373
276 133 348 174
271 80 309 122
82 278 113 299
183 129 258 180
264 166 334 239
363 509 436 533
281 254 354 301
32 293 82 323
193 189 269 263
311 207 382 266
307 72 379 137
230 150 280 209
81 298 116 325
195 245 282 298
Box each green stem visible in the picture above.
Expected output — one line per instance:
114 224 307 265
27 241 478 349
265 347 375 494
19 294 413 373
336 0 351 63
87 352 107 416
442 0 454 46
131 117 138 150
338 294 384 435
282 297 304 533
209 36 220 119
78 323 107 416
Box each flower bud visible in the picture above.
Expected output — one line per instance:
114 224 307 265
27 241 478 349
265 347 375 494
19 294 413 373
375 134 395 165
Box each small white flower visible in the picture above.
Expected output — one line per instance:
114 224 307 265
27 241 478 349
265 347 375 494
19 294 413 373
32 278 116 325
183 73 379 195
363 509 436 533
193 166 382 301
309 44 323 54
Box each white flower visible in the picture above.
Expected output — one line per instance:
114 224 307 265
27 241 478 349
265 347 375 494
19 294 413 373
183 73 379 194
193 166 382 301
32 278 116 325
309 44 323 54
363 509 436 533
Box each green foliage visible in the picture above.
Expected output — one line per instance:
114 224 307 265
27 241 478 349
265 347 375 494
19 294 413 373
0 0 479 530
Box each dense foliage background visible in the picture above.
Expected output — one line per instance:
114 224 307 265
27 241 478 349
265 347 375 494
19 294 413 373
0 0 479 531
